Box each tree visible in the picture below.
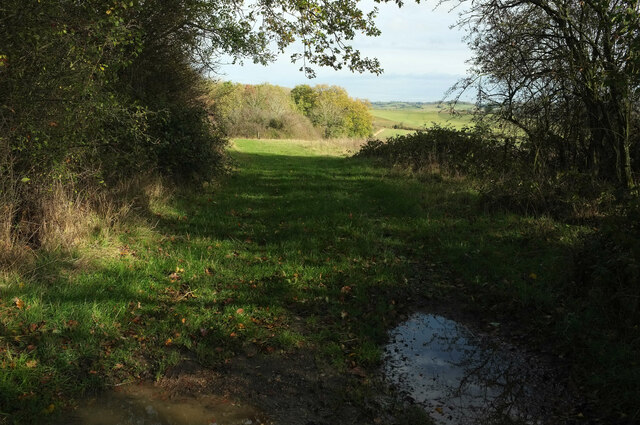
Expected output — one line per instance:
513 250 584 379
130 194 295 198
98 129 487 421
1 0 395 246
452 0 640 188
291 84 318 116
295 85 372 138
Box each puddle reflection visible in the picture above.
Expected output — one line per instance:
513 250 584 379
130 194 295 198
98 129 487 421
384 314 568 424
66 383 266 425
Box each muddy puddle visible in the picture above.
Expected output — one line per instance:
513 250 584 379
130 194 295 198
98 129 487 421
65 383 268 425
383 313 573 425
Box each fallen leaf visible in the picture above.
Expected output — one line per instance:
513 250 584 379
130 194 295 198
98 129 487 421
348 366 367 377
25 360 37 368
435 407 444 414
236 308 244 315
13 298 24 309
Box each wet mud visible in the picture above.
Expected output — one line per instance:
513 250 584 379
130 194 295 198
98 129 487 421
66 382 266 425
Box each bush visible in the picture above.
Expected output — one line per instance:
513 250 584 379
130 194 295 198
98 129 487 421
0 1 230 258
357 126 624 219
357 125 508 176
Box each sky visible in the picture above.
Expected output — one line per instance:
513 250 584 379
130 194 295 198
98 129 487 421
214 2 474 103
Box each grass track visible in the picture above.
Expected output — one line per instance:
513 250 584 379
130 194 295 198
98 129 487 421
1 138 593 423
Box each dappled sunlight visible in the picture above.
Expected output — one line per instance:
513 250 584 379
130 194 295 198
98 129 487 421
1 138 590 424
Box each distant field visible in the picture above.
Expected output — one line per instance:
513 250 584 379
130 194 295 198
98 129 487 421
370 104 475 134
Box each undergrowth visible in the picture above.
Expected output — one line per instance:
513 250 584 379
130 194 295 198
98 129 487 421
357 128 640 423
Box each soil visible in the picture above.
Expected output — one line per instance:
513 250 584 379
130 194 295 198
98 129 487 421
158 349 422 425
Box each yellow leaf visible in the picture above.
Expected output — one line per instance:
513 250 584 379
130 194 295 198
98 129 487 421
25 360 37 368
529 273 537 280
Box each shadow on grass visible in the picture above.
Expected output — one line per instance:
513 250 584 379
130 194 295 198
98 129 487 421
0 145 607 423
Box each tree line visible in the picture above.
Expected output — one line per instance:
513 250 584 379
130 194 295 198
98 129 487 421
204 82 372 140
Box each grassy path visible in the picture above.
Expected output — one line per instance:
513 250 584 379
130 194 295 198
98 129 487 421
1 138 590 423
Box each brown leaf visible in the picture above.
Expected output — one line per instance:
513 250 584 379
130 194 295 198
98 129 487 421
13 298 24 309
348 366 367 377
25 360 37 368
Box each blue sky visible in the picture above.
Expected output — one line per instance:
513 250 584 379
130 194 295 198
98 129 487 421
215 2 473 102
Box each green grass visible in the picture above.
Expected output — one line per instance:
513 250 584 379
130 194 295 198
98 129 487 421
370 104 475 131
1 138 630 423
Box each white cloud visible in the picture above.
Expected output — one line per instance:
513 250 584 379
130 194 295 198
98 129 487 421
215 1 473 102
